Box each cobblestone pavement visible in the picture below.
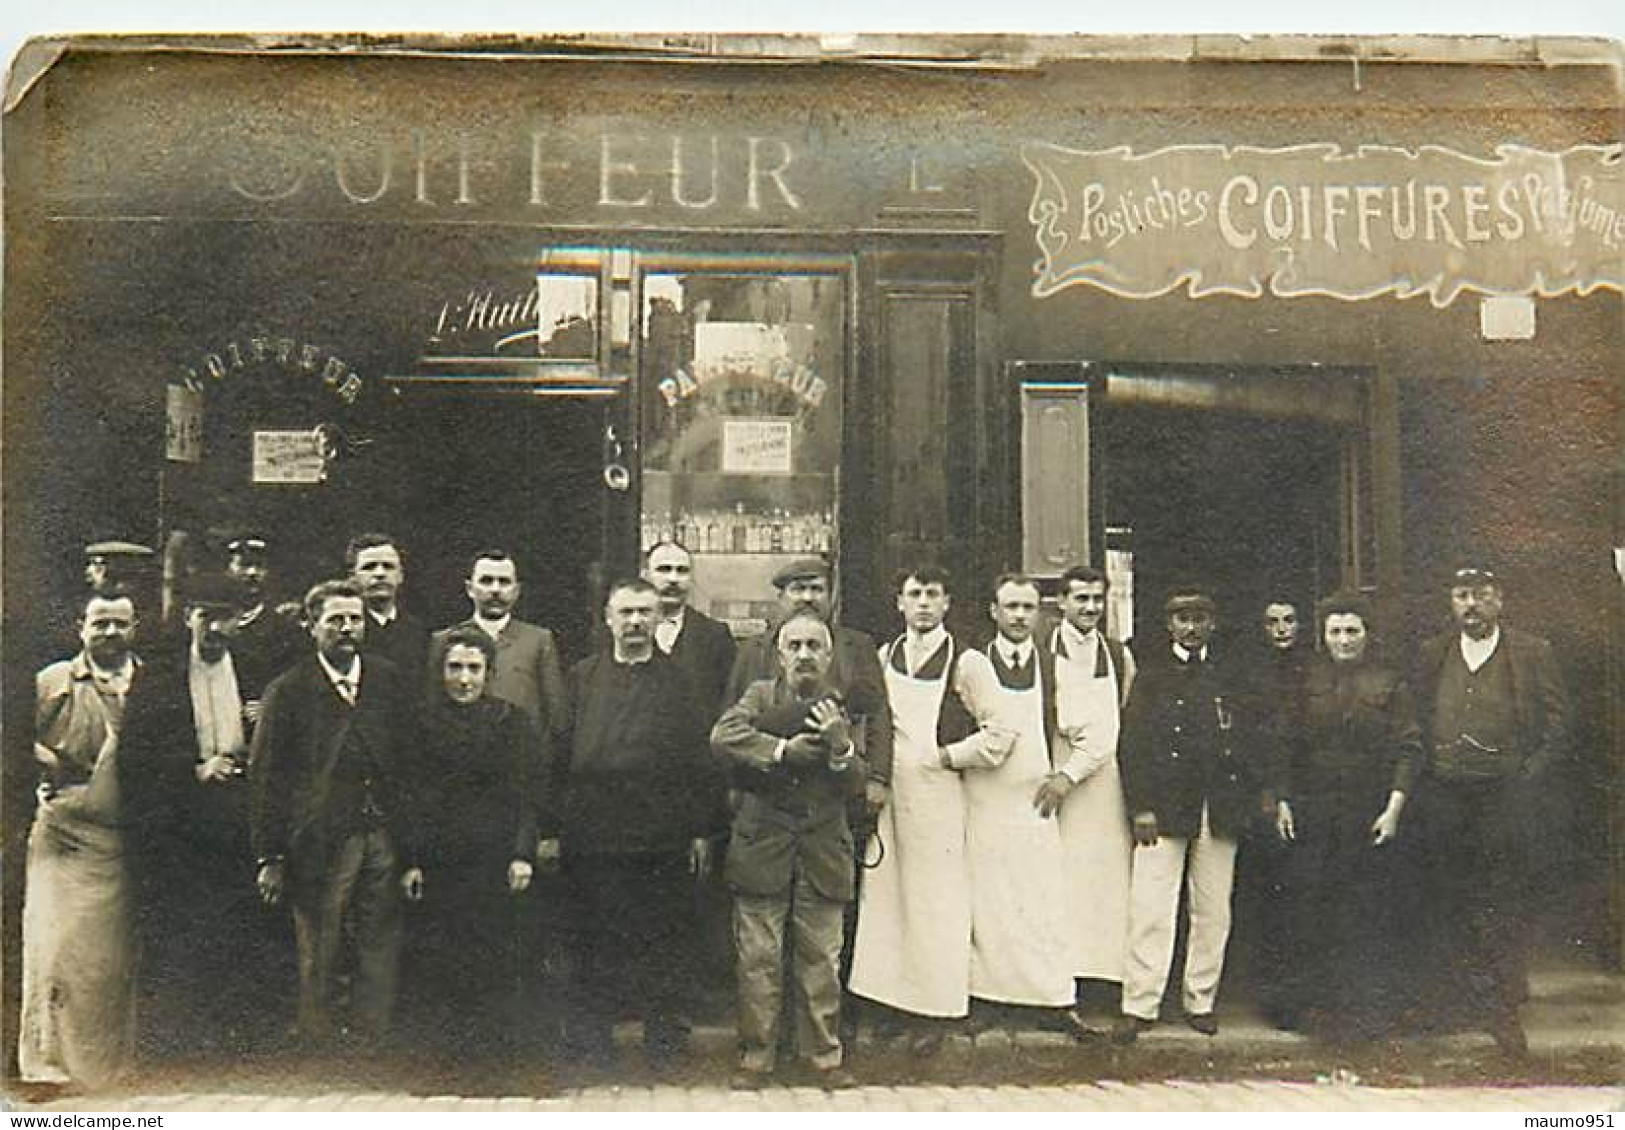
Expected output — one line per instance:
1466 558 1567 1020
15 1081 1624 1113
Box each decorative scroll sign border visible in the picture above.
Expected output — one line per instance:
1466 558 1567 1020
1022 142 1625 307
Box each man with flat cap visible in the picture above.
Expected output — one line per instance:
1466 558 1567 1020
1114 584 1264 1043
83 540 155 597
1412 564 1569 1056
726 557 892 812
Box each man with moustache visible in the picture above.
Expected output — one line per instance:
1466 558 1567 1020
725 557 892 830
1042 565 1137 1006
1412 564 1569 1056
20 587 145 1092
958 574 1074 1019
1114 585 1263 1043
546 579 717 1070
644 540 736 719
121 574 292 1058
432 549 568 750
222 533 305 726
848 565 1005 1044
346 532 431 677
713 610 868 1088
250 578 424 1047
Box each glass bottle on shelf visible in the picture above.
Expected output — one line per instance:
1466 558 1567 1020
732 502 748 554
770 509 785 553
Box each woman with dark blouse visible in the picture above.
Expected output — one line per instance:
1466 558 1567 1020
410 625 541 1064
1274 592 1423 1040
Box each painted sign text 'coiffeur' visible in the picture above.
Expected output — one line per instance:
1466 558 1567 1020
1023 142 1625 306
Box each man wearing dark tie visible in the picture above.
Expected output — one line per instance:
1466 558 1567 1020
250 578 424 1047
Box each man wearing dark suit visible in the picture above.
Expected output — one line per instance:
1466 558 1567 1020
712 610 867 1089
431 549 568 750
1412 564 1569 1056
1114 585 1264 1043
250 578 424 1046
725 557 892 818
121 574 289 1059
645 540 737 719
346 532 431 677
546 578 720 1071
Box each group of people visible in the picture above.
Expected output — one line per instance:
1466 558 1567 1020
18 530 1568 1094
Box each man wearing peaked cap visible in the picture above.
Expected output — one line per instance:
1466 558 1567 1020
83 540 155 595
1410 561 1569 1057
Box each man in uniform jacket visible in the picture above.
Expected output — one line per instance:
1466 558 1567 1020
1114 585 1264 1043
250 578 424 1046
1411 564 1569 1056
221 532 304 713
712 609 868 1089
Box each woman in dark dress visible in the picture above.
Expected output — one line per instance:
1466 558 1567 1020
1273 592 1422 1040
410 625 541 1064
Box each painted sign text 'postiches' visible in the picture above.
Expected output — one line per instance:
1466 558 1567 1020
1024 142 1624 306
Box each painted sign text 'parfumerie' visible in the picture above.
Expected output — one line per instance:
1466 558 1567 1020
1023 142 1624 306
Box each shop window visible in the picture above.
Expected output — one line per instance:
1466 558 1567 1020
639 268 845 637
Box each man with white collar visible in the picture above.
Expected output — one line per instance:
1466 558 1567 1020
346 532 430 677
848 565 1004 1043
1413 563 1568 1057
250 578 423 1047
956 574 1074 1018
433 548 567 749
1114 584 1262 1044
1043 565 1137 1004
643 540 736 721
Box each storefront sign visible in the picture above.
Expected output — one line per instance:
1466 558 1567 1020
180 336 364 404
1023 142 1625 306
252 430 327 484
721 418 795 475
165 384 203 463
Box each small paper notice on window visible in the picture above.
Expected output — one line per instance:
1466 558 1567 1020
722 418 794 476
253 430 327 484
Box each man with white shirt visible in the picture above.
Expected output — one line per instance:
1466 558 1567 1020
848 565 1000 1044
346 532 430 677
1412 564 1569 1057
643 540 736 721
250 578 424 1047
1114 585 1262 1044
958 574 1075 1018
1042 565 1137 1006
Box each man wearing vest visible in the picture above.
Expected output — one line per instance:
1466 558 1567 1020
1114 584 1263 1043
1042 565 1137 1012
847 564 1004 1051
1413 564 1569 1057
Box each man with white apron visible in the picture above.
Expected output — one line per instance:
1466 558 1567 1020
1040 566 1137 998
849 565 1001 1040
957 574 1075 1013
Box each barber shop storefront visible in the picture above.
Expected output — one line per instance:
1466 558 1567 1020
4 33 1623 1026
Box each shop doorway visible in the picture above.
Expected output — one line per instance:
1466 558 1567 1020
378 392 610 659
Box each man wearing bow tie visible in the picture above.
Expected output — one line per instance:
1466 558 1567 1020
1114 585 1262 1043
250 578 424 1047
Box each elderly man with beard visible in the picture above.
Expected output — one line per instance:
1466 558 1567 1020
546 579 716 1071
1412 564 1569 1057
19 587 145 1093
713 610 869 1089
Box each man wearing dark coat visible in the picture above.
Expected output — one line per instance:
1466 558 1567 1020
250 578 424 1046
346 532 431 678
222 532 304 713
547 578 719 1069
1411 564 1570 1056
712 609 868 1089
1114 585 1264 1043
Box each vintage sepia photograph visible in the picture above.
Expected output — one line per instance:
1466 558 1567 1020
2 15 1622 1116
